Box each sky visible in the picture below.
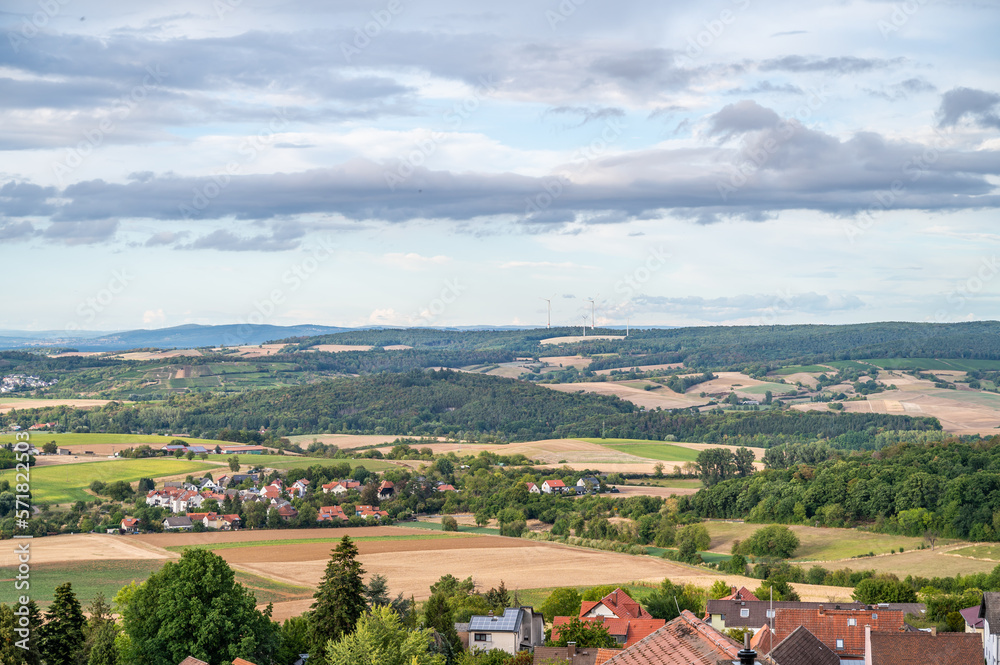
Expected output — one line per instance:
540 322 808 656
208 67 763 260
1 0 999 332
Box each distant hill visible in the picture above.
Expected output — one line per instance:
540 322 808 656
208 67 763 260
0 324 348 351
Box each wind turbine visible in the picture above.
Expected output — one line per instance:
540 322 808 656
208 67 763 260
581 315 588 336
539 297 552 329
586 296 598 330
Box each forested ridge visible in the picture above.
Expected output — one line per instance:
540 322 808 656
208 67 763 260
687 437 1000 540
1 370 940 444
279 321 1000 368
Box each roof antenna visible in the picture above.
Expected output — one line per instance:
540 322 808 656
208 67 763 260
673 596 681 618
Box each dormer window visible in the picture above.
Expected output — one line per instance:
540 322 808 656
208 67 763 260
740 609 749 618
848 618 856 626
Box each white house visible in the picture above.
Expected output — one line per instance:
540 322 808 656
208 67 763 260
541 479 566 494
981 592 1000 665
525 482 540 494
466 608 544 655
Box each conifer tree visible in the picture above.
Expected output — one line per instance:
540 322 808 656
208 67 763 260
309 535 367 661
38 583 86 665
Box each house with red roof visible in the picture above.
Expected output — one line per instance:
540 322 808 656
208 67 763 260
526 482 540 494
378 480 395 500
356 504 389 520
720 586 760 602
120 517 141 534
553 589 665 648
599 610 743 665
541 479 567 494
773 605 904 661
318 505 349 522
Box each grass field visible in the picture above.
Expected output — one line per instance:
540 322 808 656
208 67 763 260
0 458 216 503
0 432 219 447
626 478 702 489
824 360 878 371
737 383 799 395
406 520 501 535
165 532 465 553
701 521 932 561
0 559 165 607
949 544 1000 560
771 365 833 375
582 439 702 462
864 358 1000 371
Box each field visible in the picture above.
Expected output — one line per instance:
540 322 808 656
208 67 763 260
582 439 702 463
733 382 799 396
542 382 706 410
699 521 931 561
771 365 836 375
0 559 166 607
948 544 1000 561
15 526 863 621
539 335 626 345
0 458 217 503
287 434 418 450
235 454 396 472
0 398 116 413
0 432 220 448
864 358 1000 371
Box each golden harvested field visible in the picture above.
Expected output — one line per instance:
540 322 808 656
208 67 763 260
591 484 700 498
0 533 169 568
288 434 411 450
542 382 706 410
781 372 822 388
115 349 203 360
232 534 852 620
593 363 683 376
133 526 431 550
801 546 997 578
0 398 114 413
539 355 593 370
309 344 373 352
792 384 1000 435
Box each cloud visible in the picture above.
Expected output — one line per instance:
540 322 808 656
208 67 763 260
759 55 900 74
865 78 936 101
498 260 590 269
0 220 34 241
707 100 782 139
725 81 803 96
382 252 451 270
770 30 808 37
546 106 626 126
937 87 1000 129
144 230 189 246
143 309 166 325
42 219 119 245
178 226 304 252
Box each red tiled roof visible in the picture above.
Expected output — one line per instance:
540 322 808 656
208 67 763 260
593 649 619 665
177 658 208 665
750 625 774 654
186 512 210 521
582 588 651 620
232 659 259 665
602 610 740 665
553 616 665 648
545 479 566 487
720 586 760 602
774 607 904 658
868 629 983 665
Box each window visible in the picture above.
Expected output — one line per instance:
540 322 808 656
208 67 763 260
872 613 878 620
474 634 491 642
848 618 857 626
740 609 749 618
836 639 844 650
766 610 775 619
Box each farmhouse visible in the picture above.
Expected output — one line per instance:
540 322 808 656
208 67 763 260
218 444 265 454
120 517 140 534
324 480 361 495
526 482 540 494
541 479 566 494
466 608 544 655
378 480 395 500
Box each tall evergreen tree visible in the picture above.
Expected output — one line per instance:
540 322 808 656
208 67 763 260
39 583 86 665
86 622 119 665
309 535 367 661
422 592 461 653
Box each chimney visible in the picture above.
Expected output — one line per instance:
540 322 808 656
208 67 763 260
567 642 576 658
818 605 824 616
737 632 757 665
930 626 937 636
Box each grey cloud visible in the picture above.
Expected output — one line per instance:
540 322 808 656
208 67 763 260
0 181 57 217
179 227 304 252
865 77 937 101
708 100 782 139
42 219 119 245
760 55 900 74
937 87 1000 129
726 81 803 96
546 106 626 126
144 230 188 246
4 105 999 236
0 220 34 241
